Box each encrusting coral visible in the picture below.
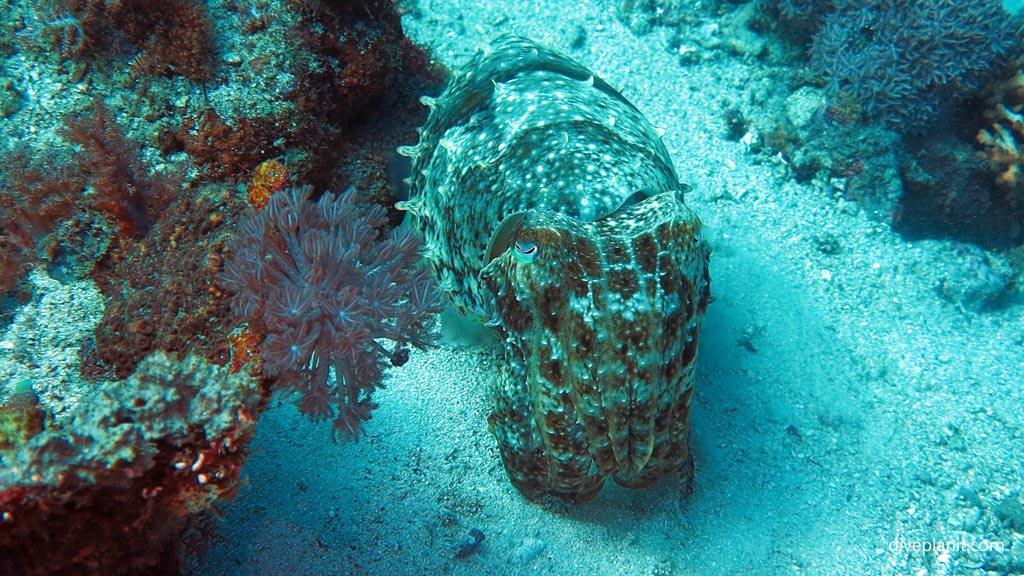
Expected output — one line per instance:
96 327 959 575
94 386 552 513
0 351 264 575
91 183 242 379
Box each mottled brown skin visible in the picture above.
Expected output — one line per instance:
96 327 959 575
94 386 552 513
400 36 711 503
481 192 709 502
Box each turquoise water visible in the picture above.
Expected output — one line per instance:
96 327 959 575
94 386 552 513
1 1 1023 575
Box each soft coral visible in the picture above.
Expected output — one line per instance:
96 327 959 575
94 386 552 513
0 152 84 294
218 186 441 439
62 99 177 238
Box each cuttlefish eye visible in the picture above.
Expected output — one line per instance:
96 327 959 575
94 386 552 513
513 240 539 263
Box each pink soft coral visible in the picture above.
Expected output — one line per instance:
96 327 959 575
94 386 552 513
218 186 440 439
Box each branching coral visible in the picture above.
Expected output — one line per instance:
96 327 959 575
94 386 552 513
218 186 441 439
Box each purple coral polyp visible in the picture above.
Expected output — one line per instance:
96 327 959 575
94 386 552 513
218 186 441 438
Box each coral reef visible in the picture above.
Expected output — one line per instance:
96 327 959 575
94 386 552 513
38 0 215 80
895 133 1022 246
401 37 710 503
743 81 907 223
0 271 261 575
91 184 243 379
749 2 1024 246
0 270 105 421
888 62 1024 247
0 380 44 451
218 186 441 439
284 0 438 191
0 153 81 296
807 0 1021 130
0 98 176 304
0 351 264 576
0 0 443 568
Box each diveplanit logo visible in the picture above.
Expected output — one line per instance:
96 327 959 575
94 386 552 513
887 535 1006 555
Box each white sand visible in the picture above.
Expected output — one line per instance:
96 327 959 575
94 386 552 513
199 1 1024 574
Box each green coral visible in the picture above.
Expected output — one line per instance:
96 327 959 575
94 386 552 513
0 351 261 489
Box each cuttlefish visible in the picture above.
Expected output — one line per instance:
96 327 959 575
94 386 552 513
398 36 710 503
